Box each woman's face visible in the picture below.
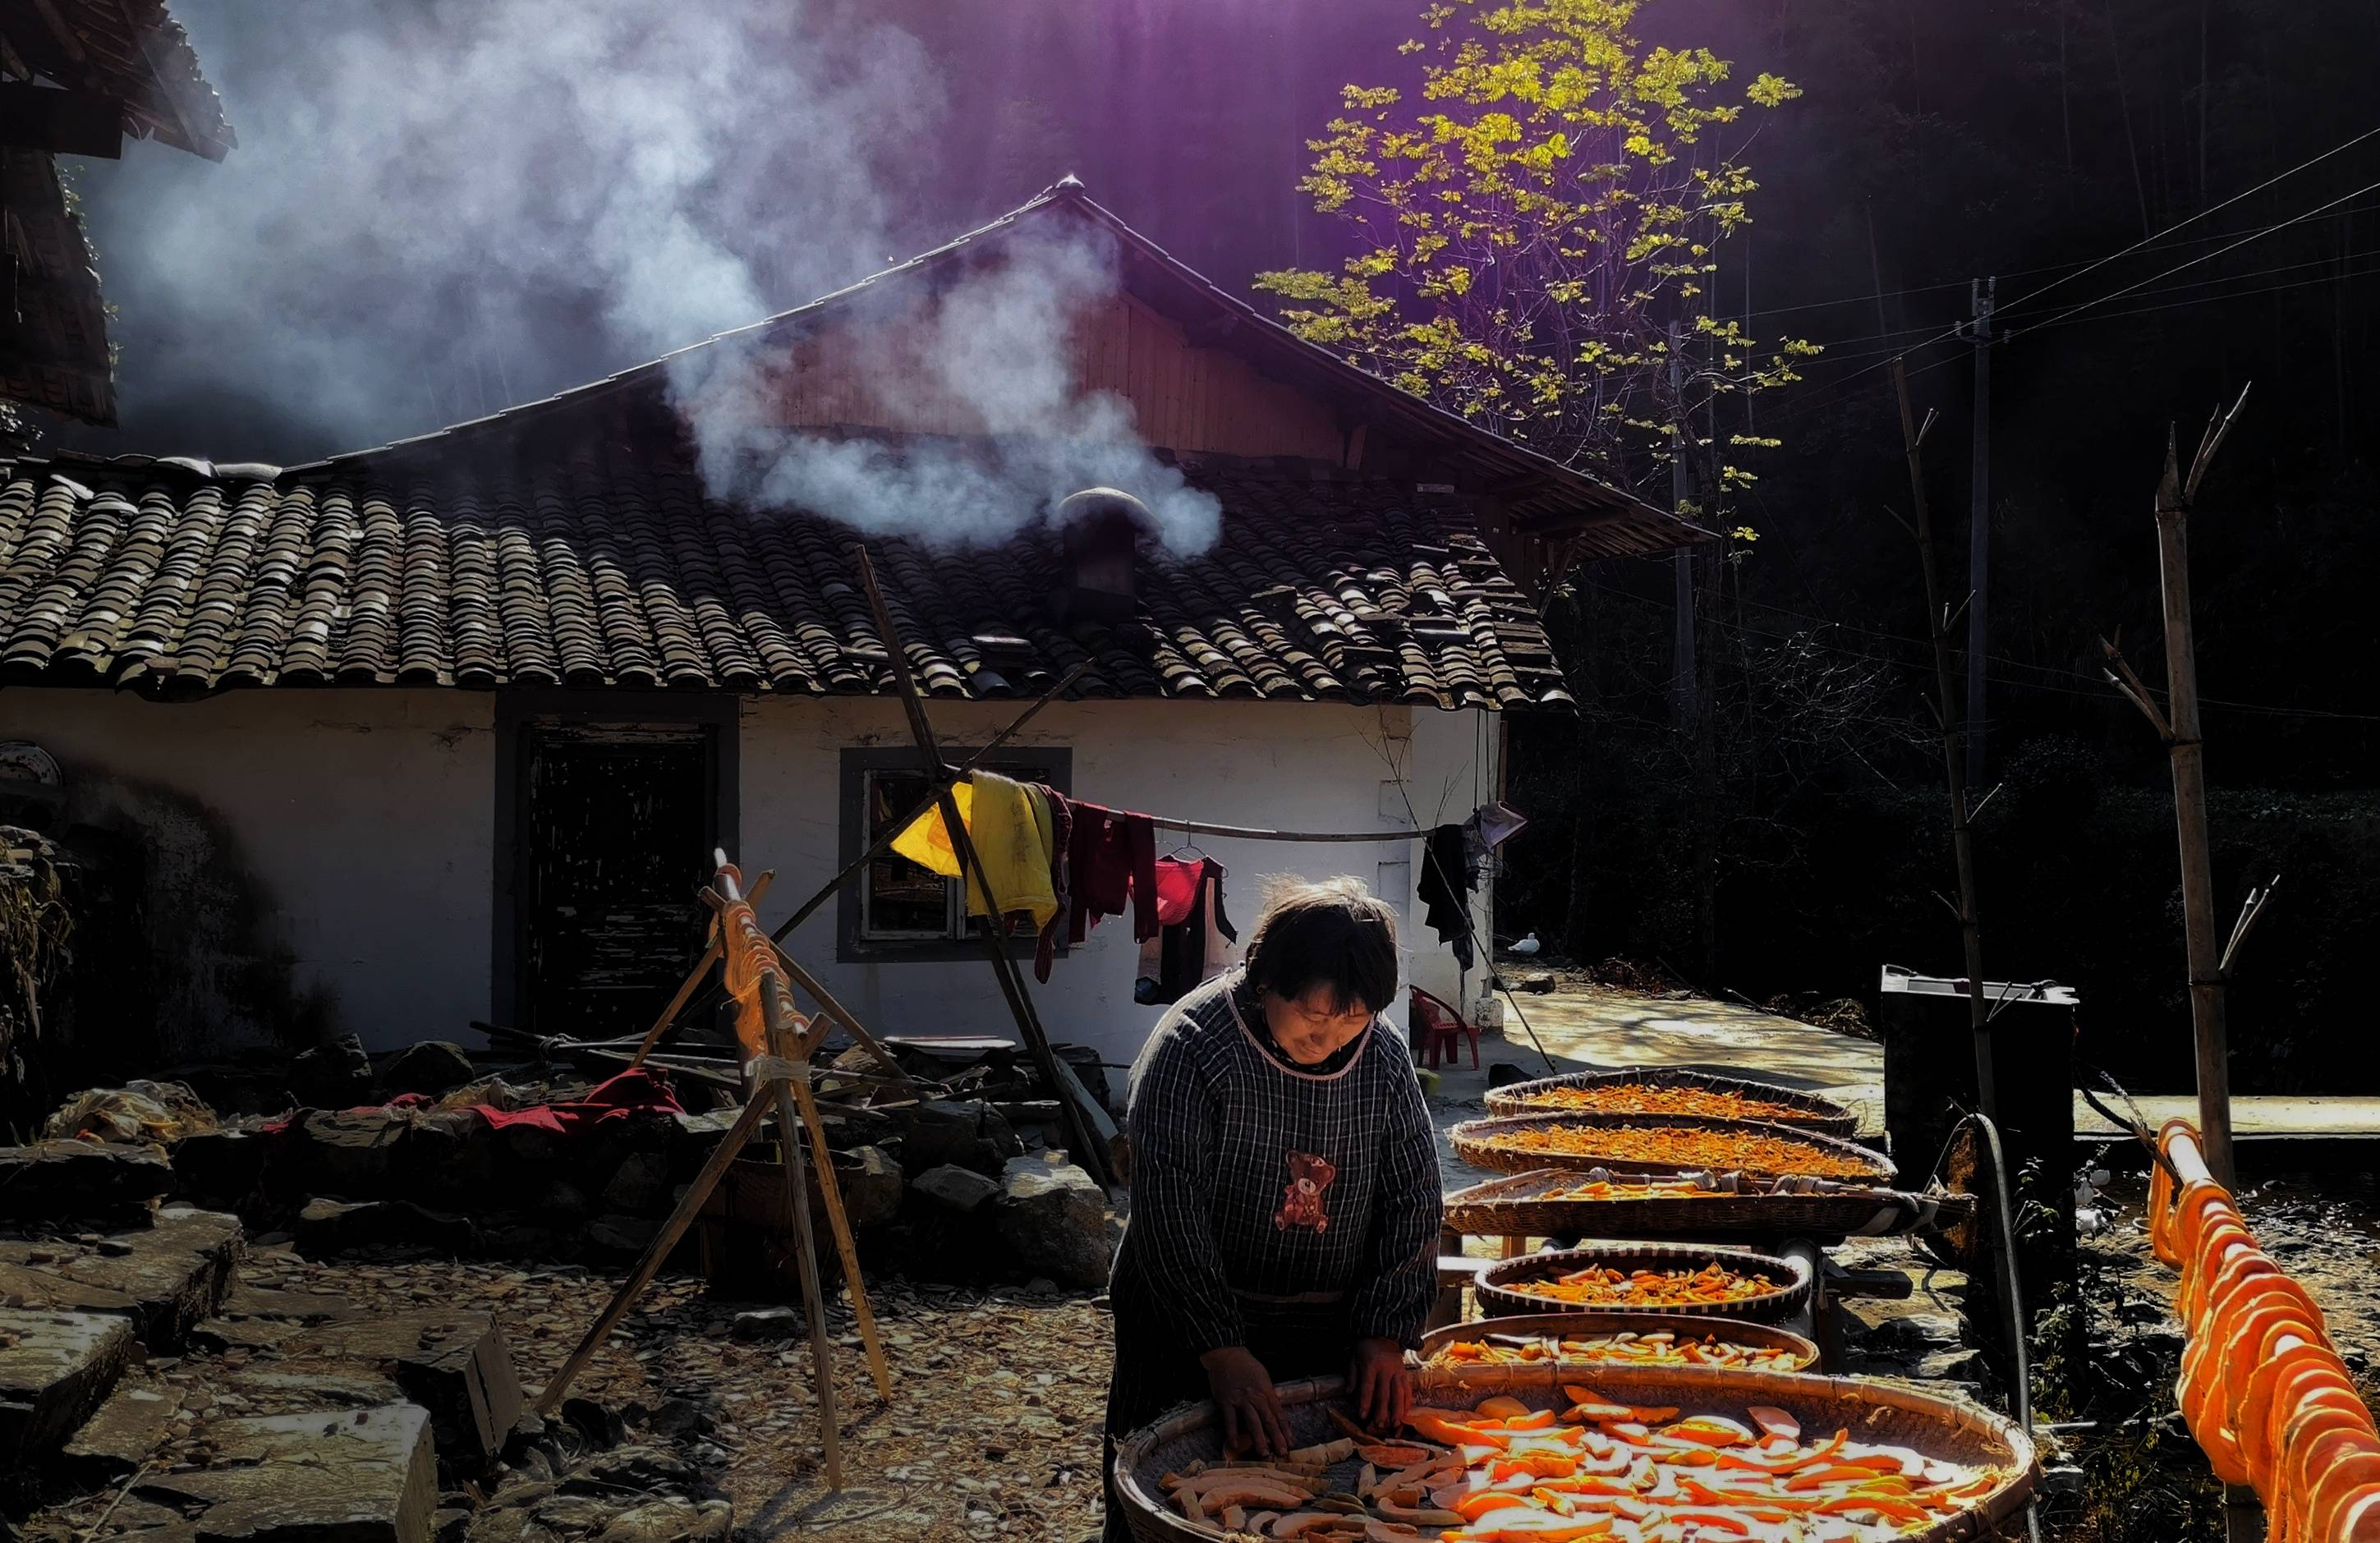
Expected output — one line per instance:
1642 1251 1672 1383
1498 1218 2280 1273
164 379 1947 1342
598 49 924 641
1261 986 1376 1066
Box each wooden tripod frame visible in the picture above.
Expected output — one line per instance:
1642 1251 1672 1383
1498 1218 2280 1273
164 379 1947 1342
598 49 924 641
534 855 895 1490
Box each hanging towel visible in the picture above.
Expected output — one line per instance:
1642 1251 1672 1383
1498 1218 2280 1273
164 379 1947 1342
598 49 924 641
891 771 1059 930
1417 823 1476 968
1066 801 1160 944
1135 858 1239 1006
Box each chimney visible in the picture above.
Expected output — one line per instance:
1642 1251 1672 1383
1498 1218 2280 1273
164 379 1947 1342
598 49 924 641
1054 487 1149 622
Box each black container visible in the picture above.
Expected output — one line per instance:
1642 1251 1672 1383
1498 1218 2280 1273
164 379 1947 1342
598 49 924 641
1878 966 2079 1326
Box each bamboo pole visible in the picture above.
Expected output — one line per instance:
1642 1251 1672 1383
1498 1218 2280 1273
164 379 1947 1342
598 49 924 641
2156 391 2249 1188
848 544 1116 1189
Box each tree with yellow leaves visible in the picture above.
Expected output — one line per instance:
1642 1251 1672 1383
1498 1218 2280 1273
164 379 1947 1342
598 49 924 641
1257 0 1811 517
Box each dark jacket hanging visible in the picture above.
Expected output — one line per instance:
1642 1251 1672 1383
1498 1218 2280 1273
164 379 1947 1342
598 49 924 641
1417 824 1475 968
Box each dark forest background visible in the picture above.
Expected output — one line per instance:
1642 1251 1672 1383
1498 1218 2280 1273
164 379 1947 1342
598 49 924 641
66 0 2380 1095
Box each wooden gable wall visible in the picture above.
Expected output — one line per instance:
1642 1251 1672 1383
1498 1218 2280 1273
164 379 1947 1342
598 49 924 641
766 289 1353 466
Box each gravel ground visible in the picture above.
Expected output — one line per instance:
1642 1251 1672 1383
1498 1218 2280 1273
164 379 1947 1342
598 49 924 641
246 1244 1114 1543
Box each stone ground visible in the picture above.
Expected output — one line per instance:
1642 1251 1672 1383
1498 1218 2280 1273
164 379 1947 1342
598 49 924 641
222 1246 1116 1543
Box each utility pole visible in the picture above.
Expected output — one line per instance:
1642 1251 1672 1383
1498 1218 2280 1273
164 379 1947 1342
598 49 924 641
1964 278 1994 789
1669 320 1697 728
1891 359 1994 1123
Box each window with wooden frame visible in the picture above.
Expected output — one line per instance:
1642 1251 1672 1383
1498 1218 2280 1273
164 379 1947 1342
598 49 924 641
837 747 1072 961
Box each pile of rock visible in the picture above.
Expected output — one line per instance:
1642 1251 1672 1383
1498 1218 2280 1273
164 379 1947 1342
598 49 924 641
0 1185 732 1543
11 1032 1122 1292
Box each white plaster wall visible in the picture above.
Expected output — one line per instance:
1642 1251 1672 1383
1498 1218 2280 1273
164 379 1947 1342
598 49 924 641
0 687 1500 1071
0 688 495 1054
742 696 1501 1072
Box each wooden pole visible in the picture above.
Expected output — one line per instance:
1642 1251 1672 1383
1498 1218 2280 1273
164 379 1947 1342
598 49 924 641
2155 392 2250 1188
1964 278 1994 789
625 871 773 1068
765 939 917 1097
848 543 1117 1190
760 969 843 1490
788 1072 895 1398
1892 358 1996 1121
535 1087 772 1412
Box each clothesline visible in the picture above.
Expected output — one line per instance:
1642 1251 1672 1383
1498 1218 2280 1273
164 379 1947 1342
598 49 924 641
919 764 1444 844
1156 819 1434 843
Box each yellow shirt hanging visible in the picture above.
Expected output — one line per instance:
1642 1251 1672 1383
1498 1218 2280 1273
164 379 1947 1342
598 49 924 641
890 771 1058 929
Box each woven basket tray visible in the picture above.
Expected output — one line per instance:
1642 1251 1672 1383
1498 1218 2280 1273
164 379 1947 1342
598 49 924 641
1451 1110 1896 1183
1111 1367 2037 1543
1445 1165 1975 1242
1420 1310 1822 1374
1486 1065 1863 1137
1475 1239 1815 1322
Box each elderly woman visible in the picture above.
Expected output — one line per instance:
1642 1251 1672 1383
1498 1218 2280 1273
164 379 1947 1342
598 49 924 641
1101 878 1442 1539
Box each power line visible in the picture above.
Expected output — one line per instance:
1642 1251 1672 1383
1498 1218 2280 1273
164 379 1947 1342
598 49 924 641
1992 122 2380 321
1797 246 2380 355
2003 176 2380 340
1744 198 2380 322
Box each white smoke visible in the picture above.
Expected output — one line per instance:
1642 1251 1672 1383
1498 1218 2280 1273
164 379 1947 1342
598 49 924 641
671 223 1224 555
71 0 1223 558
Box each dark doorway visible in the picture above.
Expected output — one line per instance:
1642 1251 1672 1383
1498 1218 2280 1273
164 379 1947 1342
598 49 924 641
514 723 719 1040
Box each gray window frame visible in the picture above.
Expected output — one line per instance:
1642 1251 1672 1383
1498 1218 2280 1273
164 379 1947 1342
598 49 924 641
836 746 1072 963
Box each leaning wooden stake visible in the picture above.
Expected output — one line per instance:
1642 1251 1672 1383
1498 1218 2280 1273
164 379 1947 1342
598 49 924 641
1891 358 1996 1121
535 1088 774 1413
848 543 1116 1189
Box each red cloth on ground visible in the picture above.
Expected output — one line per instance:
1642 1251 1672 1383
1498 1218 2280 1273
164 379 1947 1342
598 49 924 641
469 1068 683 1135
1065 801 1159 944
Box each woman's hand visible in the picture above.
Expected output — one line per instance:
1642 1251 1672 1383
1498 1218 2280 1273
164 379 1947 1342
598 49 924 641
1347 1337 1414 1432
1199 1346 1290 1456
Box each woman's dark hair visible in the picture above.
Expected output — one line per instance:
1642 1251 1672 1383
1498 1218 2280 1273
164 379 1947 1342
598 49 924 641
1241 877 1400 1016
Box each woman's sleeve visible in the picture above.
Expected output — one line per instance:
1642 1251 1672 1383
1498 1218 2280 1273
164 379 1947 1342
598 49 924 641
1348 1053 1443 1348
1126 1033 1247 1355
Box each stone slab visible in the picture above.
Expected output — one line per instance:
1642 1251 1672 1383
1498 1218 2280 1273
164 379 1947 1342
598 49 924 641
0 1307 135 1461
192 1310 522 1467
60 1372 185 1486
0 1208 242 1352
136 1403 437 1543
0 1142 172 1226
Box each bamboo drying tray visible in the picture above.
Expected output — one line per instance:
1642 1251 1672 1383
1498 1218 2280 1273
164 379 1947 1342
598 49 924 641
1451 1109 1896 1183
1420 1310 1822 1373
1445 1165 1973 1241
1486 1065 1863 1137
1475 1239 1815 1321
1110 1366 2038 1543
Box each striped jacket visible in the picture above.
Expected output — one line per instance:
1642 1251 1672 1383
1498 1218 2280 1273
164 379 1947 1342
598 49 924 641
1111 970 1441 1354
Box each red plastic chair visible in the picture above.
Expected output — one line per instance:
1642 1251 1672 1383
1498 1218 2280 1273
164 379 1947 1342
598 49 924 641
1409 985 1480 1070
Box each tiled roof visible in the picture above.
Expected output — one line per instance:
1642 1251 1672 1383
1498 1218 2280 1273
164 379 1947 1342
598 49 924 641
0 1 236 161
0 443 1575 710
0 149 114 426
